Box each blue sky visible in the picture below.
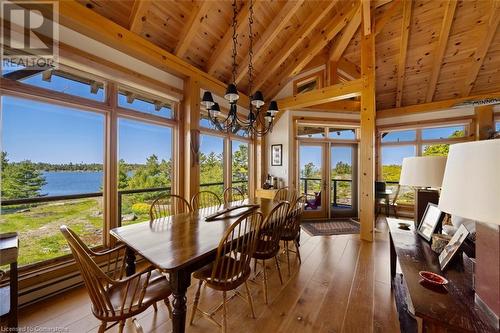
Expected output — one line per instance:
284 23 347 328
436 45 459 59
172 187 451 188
1 96 173 164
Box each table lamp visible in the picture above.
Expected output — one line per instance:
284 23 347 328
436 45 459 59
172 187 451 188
399 156 447 227
438 139 500 327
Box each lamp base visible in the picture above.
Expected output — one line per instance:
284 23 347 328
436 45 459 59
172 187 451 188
414 189 439 228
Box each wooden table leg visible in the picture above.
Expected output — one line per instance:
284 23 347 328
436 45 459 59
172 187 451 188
171 270 191 333
125 247 136 277
389 233 396 281
9 261 18 329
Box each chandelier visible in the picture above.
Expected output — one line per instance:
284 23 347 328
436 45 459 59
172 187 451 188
201 0 278 137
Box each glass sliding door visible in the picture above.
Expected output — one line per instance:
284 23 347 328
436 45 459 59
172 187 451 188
199 134 225 197
231 140 249 197
299 144 327 218
330 144 357 217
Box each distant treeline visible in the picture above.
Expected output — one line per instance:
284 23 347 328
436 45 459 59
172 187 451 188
16 162 145 172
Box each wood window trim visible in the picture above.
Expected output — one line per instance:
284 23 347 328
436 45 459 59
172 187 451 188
292 70 325 95
1 64 181 296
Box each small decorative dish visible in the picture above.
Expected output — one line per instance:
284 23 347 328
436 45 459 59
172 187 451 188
398 222 411 230
419 271 448 285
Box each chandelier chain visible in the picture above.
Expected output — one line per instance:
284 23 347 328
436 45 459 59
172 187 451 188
231 0 238 83
247 0 254 97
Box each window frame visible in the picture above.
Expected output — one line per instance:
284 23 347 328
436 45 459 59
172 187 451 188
199 110 252 196
0 67 181 274
377 119 472 207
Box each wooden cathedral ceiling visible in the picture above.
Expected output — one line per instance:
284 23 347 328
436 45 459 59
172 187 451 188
77 0 500 111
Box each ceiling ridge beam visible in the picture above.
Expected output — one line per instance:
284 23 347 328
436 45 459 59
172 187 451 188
291 3 359 77
378 91 500 118
362 0 371 35
374 0 402 36
276 79 363 110
206 1 252 76
56 0 250 106
425 0 457 103
460 0 500 97
175 1 212 58
252 0 339 92
234 0 305 85
395 0 413 108
129 0 152 34
329 5 362 63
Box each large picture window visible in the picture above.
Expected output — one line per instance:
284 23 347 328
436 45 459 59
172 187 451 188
379 124 469 206
1 96 105 266
118 118 173 225
199 134 225 197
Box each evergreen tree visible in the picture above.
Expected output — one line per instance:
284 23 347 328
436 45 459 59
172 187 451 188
118 159 129 189
1 157 46 199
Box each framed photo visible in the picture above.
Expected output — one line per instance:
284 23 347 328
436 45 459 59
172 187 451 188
271 144 282 166
439 224 470 270
417 203 444 242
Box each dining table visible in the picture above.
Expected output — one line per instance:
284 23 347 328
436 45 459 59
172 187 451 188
110 197 295 333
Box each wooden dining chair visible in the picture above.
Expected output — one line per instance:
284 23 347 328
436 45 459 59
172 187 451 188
191 190 222 214
60 225 172 333
222 187 245 206
273 187 297 204
190 211 263 333
149 194 192 220
252 201 290 304
281 195 306 276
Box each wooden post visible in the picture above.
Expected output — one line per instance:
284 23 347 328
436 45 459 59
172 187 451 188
359 26 376 242
104 82 118 246
326 61 339 86
474 105 494 140
183 77 201 201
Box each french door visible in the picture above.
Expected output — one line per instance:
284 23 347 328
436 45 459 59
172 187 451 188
298 142 358 219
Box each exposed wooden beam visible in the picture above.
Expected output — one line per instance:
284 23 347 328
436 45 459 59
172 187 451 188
329 5 362 62
395 0 412 108
475 105 494 140
291 3 359 77
276 79 362 110
377 91 500 118
253 1 338 92
374 0 402 36
425 0 457 103
206 1 251 76
373 0 394 8
362 0 371 35
128 0 151 33
183 77 201 200
338 57 361 80
235 0 305 85
303 100 361 112
359 26 376 242
59 44 184 101
461 0 500 97
174 1 212 58
55 1 250 107
2 68 45 81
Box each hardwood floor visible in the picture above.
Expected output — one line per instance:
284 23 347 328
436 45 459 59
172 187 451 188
18 218 400 333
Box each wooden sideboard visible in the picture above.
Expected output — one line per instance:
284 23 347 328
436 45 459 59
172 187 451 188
387 218 496 332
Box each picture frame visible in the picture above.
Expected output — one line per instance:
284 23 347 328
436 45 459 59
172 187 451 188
439 224 470 270
271 144 282 166
417 203 444 242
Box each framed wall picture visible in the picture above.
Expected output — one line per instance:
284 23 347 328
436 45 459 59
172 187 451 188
439 224 470 270
417 203 444 242
271 144 282 166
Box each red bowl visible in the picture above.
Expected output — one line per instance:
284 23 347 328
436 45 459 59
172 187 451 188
419 271 448 285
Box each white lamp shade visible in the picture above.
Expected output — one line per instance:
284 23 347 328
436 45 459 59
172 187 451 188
438 140 500 225
399 156 447 188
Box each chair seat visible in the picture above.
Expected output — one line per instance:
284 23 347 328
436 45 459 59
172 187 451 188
252 239 280 260
105 270 171 318
193 257 251 291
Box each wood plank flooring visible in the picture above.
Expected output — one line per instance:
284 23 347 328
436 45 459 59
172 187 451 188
18 218 400 333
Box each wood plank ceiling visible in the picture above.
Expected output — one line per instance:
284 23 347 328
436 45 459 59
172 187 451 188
77 0 500 111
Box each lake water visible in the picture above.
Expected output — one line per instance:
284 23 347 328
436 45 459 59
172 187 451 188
42 171 103 196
